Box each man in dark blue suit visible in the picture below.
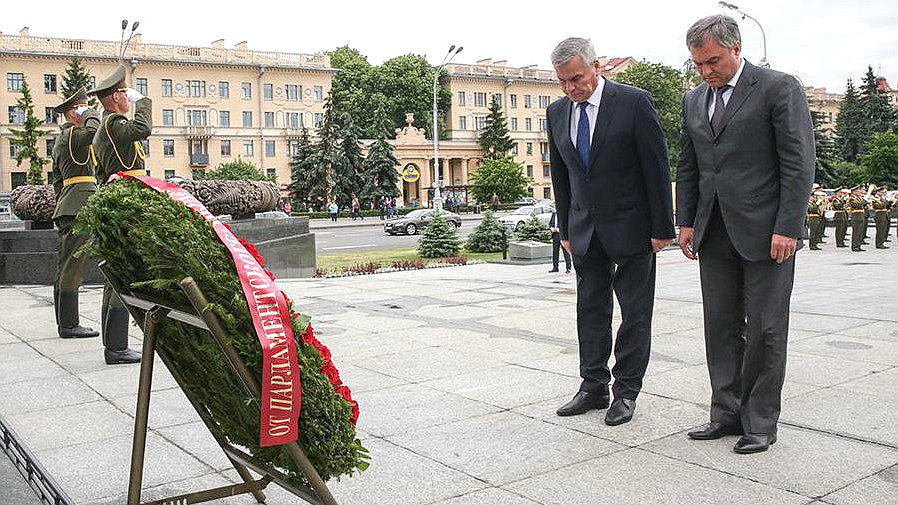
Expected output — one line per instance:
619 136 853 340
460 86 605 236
548 37 675 426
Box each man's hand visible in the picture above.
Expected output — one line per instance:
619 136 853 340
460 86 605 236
561 239 571 255
124 88 144 102
651 238 674 253
678 226 697 260
770 234 797 264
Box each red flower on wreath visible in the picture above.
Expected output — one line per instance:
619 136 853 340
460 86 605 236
302 323 359 426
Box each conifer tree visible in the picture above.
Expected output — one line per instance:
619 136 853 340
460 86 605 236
478 96 514 159
288 127 318 208
514 216 552 243
9 80 49 185
362 103 400 203
61 56 94 104
302 94 340 210
835 79 864 163
417 213 461 258
466 210 508 252
332 113 366 207
859 66 898 136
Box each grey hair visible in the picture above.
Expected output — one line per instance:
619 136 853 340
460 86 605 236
686 15 741 50
551 37 597 67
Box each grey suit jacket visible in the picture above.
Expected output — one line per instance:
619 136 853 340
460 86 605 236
676 61 815 262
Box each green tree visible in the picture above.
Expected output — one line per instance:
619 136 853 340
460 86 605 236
288 127 318 208
616 60 683 172
365 54 451 139
514 216 552 243
9 80 49 185
205 158 270 181
811 104 838 184
859 66 898 136
332 113 366 207
829 160 868 187
835 79 864 163
860 131 898 187
361 102 400 204
417 213 461 258
479 96 514 159
465 210 508 252
60 56 94 104
329 46 373 134
468 157 531 205
302 94 340 209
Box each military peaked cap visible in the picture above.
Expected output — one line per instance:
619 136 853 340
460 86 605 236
87 65 126 97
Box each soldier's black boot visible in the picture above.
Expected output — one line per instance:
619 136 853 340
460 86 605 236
103 307 141 364
58 291 99 339
53 287 60 327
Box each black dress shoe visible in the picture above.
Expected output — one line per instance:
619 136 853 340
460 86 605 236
734 433 777 454
556 391 609 416
105 348 142 365
59 325 100 339
565 268 571 273
548 268 559 273
604 398 635 426
687 422 743 440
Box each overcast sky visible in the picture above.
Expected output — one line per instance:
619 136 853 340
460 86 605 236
3 0 896 93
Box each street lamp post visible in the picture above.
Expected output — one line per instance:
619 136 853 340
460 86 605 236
719 1 768 68
432 45 463 211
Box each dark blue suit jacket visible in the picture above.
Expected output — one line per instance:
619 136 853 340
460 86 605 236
547 80 675 258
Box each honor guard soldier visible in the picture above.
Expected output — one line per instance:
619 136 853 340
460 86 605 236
87 65 149 364
872 186 890 249
807 192 825 250
848 186 868 252
50 87 101 339
832 189 850 248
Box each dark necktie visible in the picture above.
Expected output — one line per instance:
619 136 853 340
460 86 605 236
710 84 731 135
576 102 590 170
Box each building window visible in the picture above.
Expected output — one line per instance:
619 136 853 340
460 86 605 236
457 91 466 106
525 118 532 131
526 142 533 155
219 111 230 128
510 118 517 131
163 139 175 156
458 116 466 130
241 82 252 99
492 93 502 108
314 113 324 128
242 111 252 128
286 112 302 128
10 172 26 188
44 74 57 94
265 140 276 157
220 139 231 156
264 111 275 128
539 95 550 108
243 140 253 156
286 84 300 101
45 107 55 124
219 81 229 99
188 80 206 98
313 85 323 102
266 168 276 179
8 106 24 125
88 76 96 89
474 116 486 131
524 95 532 108
140 139 149 158
162 79 172 97
164 169 176 179
543 187 551 199
526 165 533 177
287 140 300 158
510 94 517 108
136 78 148 96
539 118 547 132
474 92 487 107
543 165 551 177
162 109 174 126
187 109 207 126
263 83 273 101
511 143 518 155
46 139 55 157
9 141 21 159
7 73 24 92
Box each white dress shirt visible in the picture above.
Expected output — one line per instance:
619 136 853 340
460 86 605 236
707 58 745 121
569 76 605 148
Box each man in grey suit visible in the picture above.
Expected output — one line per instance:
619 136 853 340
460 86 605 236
676 15 814 454
548 37 675 426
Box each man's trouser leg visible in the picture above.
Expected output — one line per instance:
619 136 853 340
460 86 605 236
851 214 865 251
835 215 847 247
55 216 98 338
102 283 141 364
875 213 888 248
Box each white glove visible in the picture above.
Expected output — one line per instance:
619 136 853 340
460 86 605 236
74 106 89 116
124 88 144 102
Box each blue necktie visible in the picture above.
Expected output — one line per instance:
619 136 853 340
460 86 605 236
576 102 590 171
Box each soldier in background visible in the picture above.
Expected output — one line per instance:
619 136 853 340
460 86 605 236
807 192 824 250
88 65 150 364
849 186 868 252
832 189 850 248
50 87 101 339
872 186 891 249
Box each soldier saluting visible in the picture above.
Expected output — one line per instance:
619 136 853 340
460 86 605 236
50 87 101 339
87 64 149 364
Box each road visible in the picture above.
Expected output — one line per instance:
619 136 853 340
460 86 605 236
314 219 482 253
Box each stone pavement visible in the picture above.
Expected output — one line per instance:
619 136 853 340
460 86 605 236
1 246 897 504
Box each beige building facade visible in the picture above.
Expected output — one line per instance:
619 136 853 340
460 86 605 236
0 28 333 192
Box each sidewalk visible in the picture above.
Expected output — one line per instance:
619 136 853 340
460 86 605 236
1 246 897 504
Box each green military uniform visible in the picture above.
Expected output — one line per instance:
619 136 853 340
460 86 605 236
832 192 849 248
807 197 824 250
88 65 150 365
872 191 890 249
51 88 101 339
848 193 868 252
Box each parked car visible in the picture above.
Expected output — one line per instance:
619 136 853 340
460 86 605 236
498 205 554 233
515 197 537 206
384 209 462 235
